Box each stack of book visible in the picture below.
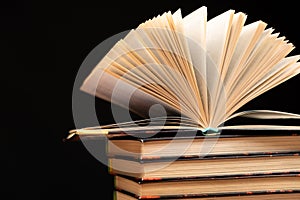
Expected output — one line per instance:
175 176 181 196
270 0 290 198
67 5 300 200
106 129 300 199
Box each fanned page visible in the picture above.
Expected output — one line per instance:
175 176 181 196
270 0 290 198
81 9 206 127
77 6 300 136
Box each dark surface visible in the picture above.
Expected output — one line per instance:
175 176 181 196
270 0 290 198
2 0 300 199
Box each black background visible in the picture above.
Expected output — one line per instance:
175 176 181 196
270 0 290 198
2 0 300 199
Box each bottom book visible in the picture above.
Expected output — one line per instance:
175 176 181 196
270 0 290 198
113 173 300 199
114 190 300 200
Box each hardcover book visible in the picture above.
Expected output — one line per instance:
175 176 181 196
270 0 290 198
114 173 300 198
114 190 300 200
106 130 300 159
109 152 300 180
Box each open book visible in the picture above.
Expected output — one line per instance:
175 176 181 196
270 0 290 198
70 6 300 137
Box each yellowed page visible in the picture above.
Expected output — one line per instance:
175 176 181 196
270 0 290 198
206 9 234 69
224 21 267 93
225 36 295 119
221 12 246 80
183 6 208 125
80 68 179 116
206 9 234 127
210 12 246 126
